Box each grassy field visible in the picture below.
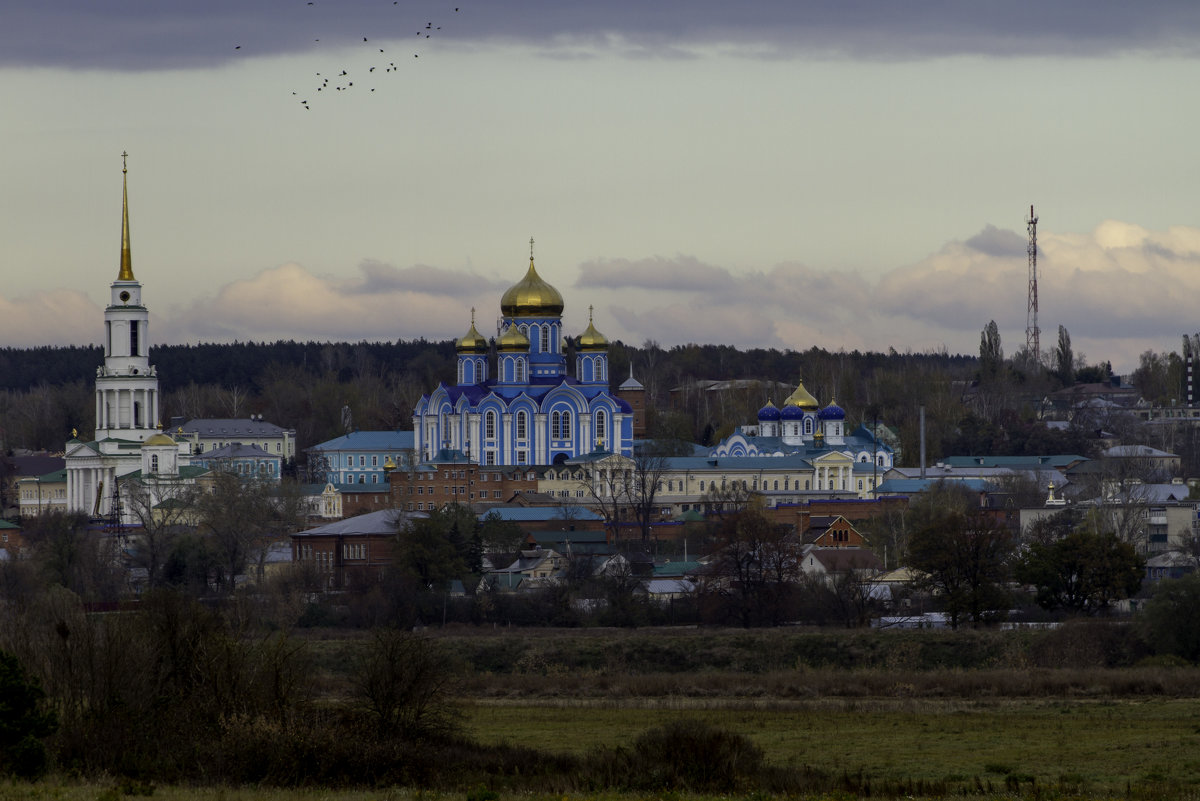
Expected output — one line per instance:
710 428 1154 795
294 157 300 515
464 696 1200 794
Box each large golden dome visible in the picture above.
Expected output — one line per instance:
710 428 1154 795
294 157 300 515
577 305 608 350
783 378 819 410
455 310 488 353
144 432 175 447
500 250 564 318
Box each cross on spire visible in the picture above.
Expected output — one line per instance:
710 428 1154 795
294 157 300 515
122 151 128 174
529 236 535 260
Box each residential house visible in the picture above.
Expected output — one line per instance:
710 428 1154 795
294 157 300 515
291 508 412 589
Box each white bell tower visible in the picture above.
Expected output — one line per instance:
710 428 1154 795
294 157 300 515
95 152 159 442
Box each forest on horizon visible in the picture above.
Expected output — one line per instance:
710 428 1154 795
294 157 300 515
0 334 1183 472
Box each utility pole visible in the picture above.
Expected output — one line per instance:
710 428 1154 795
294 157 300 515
1026 204 1040 367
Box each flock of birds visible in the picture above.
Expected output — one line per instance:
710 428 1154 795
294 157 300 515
232 0 462 110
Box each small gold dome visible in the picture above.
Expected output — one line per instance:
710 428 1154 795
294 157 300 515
497 324 530 352
144 432 175 447
500 245 564 317
455 309 488 353
783 379 819 410
577 305 608 350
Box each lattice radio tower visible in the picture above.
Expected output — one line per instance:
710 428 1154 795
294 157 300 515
1025 205 1040 366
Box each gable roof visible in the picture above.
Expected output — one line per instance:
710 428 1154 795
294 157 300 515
177 418 292 437
308 431 416 452
294 508 416 537
479 505 603 522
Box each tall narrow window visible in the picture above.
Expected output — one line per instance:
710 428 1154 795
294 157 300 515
541 325 550 353
129 320 139 356
551 411 561 439
561 410 572 441
595 409 606 445
516 411 528 440
516 359 526 383
485 410 496 440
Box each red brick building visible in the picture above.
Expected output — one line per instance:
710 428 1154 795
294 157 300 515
388 450 538 512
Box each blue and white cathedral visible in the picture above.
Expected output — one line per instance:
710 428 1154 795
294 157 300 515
413 241 633 466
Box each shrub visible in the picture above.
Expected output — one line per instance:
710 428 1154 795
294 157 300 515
1141 573 1200 662
0 649 56 779
629 720 764 791
350 628 461 740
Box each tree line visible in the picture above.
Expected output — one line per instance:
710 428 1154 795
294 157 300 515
0 331 1194 473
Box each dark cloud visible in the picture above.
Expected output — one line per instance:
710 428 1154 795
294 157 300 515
576 255 734 292
7 1 1200 71
964 224 1026 259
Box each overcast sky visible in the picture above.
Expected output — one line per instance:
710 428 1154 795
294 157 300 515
4 1 1200 373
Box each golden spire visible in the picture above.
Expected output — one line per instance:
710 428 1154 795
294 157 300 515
118 151 135 282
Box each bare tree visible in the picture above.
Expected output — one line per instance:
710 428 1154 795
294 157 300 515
121 475 199 589
195 473 308 591
580 451 670 546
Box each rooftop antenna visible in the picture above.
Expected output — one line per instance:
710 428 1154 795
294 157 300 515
1026 204 1040 367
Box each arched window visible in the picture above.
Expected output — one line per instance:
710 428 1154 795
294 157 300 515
804 419 813 434
458 361 464 384
773 480 779 490
541 325 550 353
516 359 526 383
516 411 528 440
551 411 561 439
595 409 607 445
485 410 496 440
561 410 572 441
150 454 159 472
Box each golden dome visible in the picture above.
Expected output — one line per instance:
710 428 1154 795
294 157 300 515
497 324 530 352
783 378 819 410
455 308 488 353
144 432 175 447
500 240 564 317
577 305 608 350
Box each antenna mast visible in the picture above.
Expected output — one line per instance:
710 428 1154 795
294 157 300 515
1025 205 1040 367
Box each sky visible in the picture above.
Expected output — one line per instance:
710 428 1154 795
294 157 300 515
4 1 1200 374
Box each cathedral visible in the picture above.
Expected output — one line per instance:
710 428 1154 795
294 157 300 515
413 241 633 466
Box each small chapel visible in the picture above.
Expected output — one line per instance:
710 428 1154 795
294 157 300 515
412 241 633 466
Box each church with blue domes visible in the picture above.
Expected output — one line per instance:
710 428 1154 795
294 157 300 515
710 378 894 469
413 242 633 466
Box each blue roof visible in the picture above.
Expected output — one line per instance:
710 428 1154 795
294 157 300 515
426 379 633 414
308 431 416 452
662 454 815 471
876 478 996 494
479 506 603 522
199 442 276 460
940 454 1089 469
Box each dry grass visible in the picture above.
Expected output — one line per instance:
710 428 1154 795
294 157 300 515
463 696 1200 794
